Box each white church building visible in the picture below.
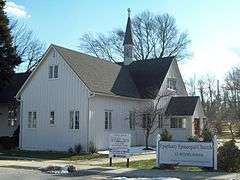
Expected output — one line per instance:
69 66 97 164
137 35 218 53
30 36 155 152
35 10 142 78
16 11 205 151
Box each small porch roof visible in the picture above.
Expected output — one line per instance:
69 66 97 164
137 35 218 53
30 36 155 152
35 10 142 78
165 96 199 116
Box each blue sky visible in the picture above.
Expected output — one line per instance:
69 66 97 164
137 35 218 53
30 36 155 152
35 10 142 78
5 0 240 81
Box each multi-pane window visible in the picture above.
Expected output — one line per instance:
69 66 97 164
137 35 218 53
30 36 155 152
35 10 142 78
49 66 53 79
167 78 177 90
49 65 58 79
8 107 17 127
170 117 186 128
32 112 37 128
105 110 112 130
142 114 151 128
129 111 136 130
75 111 80 129
69 111 79 129
54 65 58 78
50 111 55 125
28 111 37 128
158 114 163 128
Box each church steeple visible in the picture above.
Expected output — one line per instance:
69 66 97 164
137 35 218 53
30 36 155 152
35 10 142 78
123 8 133 65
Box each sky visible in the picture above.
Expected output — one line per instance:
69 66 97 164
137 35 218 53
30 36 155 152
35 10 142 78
5 0 240 81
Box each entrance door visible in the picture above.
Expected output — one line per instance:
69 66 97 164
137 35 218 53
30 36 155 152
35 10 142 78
194 118 200 136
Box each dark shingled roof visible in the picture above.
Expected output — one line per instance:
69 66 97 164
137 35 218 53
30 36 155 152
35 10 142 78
0 72 30 103
54 45 141 98
123 17 133 45
53 45 174 99
165 96 199 116
128 57 174 99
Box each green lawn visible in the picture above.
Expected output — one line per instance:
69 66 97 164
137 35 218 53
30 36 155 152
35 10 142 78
0 149 107 161
101 159 203 171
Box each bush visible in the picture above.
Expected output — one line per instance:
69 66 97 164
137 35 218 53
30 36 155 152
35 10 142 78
202 128 213 142
218 140 240 172
188 136 200 142
0 136 16 150
74 144 82 154
12 126 19 147
160 129 172 141
68 147 74 154
88 141 97 154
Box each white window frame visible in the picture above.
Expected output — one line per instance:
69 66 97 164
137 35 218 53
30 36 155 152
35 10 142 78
28 111 37 128
105 110 112 130
129 111 136 130
8 107 17 127
49 65 59 79
50 111 55 125
75 111 80 129
54 65 58 78
69 110 80 130
158 114 163 129
170 117 186 128
167 78 177 91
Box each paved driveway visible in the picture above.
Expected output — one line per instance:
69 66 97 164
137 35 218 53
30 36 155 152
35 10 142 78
0 166 239 180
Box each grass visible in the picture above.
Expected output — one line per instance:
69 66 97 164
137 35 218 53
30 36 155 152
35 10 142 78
0 149 107 161
101 159 203 171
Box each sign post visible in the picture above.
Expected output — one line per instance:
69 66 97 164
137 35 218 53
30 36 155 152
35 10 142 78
156 134 161 168
109 133 131 168
213 135 218 170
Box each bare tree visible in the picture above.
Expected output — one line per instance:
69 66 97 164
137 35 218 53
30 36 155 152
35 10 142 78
186 75 223 133
130 91 173 149
10 20 45 72
223 67 240 138
186 75 197 96
79 11 191 62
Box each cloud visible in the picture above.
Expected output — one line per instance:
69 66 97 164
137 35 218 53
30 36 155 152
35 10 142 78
179 46 240 81
4 1 30 18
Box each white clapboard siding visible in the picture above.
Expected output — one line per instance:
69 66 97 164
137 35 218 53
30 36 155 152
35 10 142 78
20 48 90 151
89 95 148 150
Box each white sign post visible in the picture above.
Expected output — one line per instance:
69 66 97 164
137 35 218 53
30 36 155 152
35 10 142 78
109 133 131 167
156 135 217 170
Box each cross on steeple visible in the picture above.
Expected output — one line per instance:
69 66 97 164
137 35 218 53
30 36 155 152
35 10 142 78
123 8 133 65
128 8 131 18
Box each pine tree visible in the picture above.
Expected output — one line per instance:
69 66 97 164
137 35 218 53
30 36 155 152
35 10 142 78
0 0 21 88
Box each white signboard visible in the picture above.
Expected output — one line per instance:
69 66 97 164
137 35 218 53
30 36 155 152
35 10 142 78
158 141 214 167
109 133 131 158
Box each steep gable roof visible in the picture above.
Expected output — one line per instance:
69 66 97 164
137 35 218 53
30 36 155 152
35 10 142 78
165 96 199 116
128 57 174 98
0 72 30 103
16 44 175 100
55 45 174 99
54 45 140 98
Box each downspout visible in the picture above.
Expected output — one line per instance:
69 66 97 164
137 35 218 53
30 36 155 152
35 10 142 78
15 96 23 149
87 92 95 152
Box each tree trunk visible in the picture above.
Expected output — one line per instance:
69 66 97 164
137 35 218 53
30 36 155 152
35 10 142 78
145 132 149 150
229 123 235 140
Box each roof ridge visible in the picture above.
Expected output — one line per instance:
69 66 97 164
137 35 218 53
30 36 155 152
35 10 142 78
52 44 122 67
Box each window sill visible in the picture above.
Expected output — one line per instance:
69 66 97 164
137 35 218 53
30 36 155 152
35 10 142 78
48 78 59 81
